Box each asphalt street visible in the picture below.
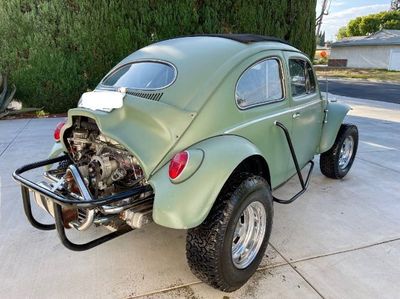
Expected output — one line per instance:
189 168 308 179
318 79 400 104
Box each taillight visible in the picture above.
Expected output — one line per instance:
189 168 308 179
169 151 189 180
54 121 66 141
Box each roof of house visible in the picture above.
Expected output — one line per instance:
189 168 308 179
332 30 400 47
316 45 330 50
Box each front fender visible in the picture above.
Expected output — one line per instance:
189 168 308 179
149 135 262 229
319 102 351 153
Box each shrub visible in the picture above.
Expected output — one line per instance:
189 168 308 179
0 0 317 113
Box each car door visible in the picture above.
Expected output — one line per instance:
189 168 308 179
283 52 324 173
230 51 293 188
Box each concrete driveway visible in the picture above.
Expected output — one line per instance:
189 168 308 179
0 96 399 298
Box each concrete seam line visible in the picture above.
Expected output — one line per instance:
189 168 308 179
128 238 400 297
358 150 399 154
128 264 288 298
256 261 290 271
290 236 400 265
126 281 202 299
0 119 32 157
269 243 326 299
356 156 400 174
129 252 290 298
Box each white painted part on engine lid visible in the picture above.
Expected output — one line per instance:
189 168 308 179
78 90 124 112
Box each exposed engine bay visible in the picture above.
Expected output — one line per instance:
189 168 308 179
63 116 144 198
38 116 153 232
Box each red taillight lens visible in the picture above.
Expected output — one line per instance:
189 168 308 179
169 151 189 179
54 121 66 141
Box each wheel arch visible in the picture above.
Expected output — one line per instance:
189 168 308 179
227 155 271 188
149 135 269 229
319 101 351 153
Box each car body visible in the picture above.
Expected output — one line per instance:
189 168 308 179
14 34 358 291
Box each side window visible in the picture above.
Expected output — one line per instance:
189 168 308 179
236 58 284 109
289 59 316 97
306 62 316 94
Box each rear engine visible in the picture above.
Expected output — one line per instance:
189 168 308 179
40 117 153 231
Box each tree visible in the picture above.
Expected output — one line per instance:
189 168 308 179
336 27 348 40
317 31 326 46
0 0 317 112
337 10 400 39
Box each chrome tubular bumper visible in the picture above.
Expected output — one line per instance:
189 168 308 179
12 155 152 251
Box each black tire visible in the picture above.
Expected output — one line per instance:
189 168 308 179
320 123 358 179
186 173 273 292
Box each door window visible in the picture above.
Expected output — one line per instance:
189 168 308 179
236 58 284 109
289 59 316 97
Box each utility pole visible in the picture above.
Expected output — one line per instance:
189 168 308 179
391 0 400 10
316 0 331 37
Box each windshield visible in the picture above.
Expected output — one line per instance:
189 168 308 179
101 61 176 90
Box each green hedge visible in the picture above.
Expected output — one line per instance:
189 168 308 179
0 0 316 113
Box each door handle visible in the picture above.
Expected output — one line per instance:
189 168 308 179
292 112 301 119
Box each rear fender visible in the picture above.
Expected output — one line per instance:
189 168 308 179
319 102 351 153
44 142 66 171
149 135 263 229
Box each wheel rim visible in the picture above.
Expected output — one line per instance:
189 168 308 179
231 201 266 269
338 135 354 170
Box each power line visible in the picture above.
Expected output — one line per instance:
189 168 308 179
316 0 332 36
391 0 400 10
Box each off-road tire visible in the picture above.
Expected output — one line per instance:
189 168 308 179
320 123 358 179
186 173 273 292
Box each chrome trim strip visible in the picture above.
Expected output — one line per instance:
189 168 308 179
224 99 321 133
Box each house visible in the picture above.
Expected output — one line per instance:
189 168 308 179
329 29 400 71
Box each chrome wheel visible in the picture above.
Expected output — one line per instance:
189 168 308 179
231 201 266 269
338 136 354 169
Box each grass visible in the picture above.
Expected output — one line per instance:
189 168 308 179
315 67 400 83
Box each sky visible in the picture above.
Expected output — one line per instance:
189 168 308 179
317 0 392 41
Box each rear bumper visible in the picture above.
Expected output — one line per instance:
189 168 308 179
13 155 151 208
12 155 152 251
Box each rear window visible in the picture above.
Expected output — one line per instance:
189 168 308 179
102 61 176 90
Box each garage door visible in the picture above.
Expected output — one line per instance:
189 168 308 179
389 49 400 71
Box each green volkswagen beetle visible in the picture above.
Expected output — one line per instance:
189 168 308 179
14 34 358 291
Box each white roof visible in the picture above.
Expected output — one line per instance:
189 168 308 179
332 30 400 47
